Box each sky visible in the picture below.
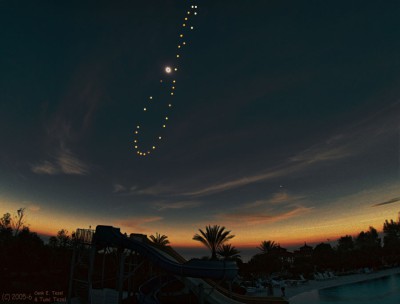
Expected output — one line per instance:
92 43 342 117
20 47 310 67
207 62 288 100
1 0 400 256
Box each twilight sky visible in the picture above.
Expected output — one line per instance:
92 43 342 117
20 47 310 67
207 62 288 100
1 0 400 250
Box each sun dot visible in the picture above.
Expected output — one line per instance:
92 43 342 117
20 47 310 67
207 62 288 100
165 66 172 73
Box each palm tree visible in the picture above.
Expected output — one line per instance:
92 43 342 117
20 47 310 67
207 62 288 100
149 232 170 246
193 225 235 260
257 240 279 254
217 244 241 261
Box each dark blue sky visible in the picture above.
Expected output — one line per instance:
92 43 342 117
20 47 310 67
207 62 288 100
1 0 400 248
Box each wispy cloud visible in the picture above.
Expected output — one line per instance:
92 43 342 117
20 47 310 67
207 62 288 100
113 184 127 193
181 163 308 197
115 184 172 197
27 204 41 212
176 103 400 197
373 197 400 207
179 143 351 197
116 216 163 233
58 149 89 175
289 145 353 163
32 60 105 177
154 201 201 211
112 101 400 199
113 140 351 197
31 147 89 176
114 142 351 197
216 205 314 226
210 190 313 227
241 192 306 209
31 161 59 175
20 201 41 212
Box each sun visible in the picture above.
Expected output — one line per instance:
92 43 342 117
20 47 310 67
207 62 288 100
165 66 172 73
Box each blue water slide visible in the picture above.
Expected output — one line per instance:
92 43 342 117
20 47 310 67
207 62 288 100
93 225 238 280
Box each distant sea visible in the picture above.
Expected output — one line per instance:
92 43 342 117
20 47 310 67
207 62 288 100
175 246 259 262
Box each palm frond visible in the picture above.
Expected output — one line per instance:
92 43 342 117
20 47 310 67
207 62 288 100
193 225 235 259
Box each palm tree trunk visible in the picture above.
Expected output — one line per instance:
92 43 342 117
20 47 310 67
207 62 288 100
212 248 217 260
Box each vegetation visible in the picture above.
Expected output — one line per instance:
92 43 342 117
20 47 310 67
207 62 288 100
257 240 279 254
149 232 170 246
0 209 74 294
246 243 281 274
0 208 26 236
193 225 235 259
2 207 400 298
49 229 73 248
240 214 400 279
217 244 241 261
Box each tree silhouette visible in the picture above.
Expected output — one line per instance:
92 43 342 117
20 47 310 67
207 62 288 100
13 208 25 236
0 209 26 236
383 217 400 264
57 229 71 248
355 226 381 250
48 236 58 248
217 244 241 261
0 213 11 229
257 240 279 254
336 235 355 270
193 225 234 260
383 219 400 248
337 235 354 253
313 243 336 270
355 226 382 268
149 232 170 246
0 213 13 244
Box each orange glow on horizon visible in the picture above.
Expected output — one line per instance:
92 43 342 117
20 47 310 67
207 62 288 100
21 210 398 248
2 191 399 249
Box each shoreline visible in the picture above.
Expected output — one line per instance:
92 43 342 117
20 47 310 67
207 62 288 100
285 266 400 300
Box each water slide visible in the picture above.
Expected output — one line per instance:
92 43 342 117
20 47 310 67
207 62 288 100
93 225 288 304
